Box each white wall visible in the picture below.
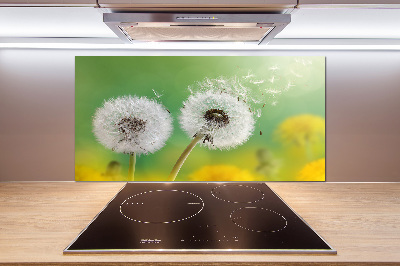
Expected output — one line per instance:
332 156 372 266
0 48 399 182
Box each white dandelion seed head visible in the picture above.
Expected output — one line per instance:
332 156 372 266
179 90 255 150
93 95 173 155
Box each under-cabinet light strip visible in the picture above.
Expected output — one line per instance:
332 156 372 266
0 43 400 50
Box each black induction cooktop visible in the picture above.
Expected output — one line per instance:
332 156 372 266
64 182 336 254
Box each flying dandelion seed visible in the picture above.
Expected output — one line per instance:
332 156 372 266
168 85 256 181
290 70 303 78
287 81 295 89
152 89 163 99
251 80 265 85
271 101 278 106
269 65 279 71
269 76 276 83
295 58 311 65
193 75 258 109
265 88 282 95
243 71 255 80
215 78 227 84
296 58 312 66
93 95 173 181
251 97 262 104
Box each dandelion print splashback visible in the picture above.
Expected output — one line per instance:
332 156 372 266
75 56 325 181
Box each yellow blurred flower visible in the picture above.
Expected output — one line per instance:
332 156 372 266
275 114 325 147
75 165 103 181
188 165 257 181
75 164 125 181
296 158 325 181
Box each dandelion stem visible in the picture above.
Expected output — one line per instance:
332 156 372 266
168 134 204 181
127 153 136 181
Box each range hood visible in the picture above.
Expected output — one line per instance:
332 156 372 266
103 13 291 45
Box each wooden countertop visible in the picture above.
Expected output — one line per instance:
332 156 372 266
0 182 399 265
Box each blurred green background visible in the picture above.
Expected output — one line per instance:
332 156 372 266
75 56 325 182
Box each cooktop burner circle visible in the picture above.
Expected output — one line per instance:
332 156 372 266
230 207 287 233
120 190 204 224
211 184 265 203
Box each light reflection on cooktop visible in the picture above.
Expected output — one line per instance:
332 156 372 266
64 182 336 254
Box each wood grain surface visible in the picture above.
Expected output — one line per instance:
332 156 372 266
0 182 399 265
